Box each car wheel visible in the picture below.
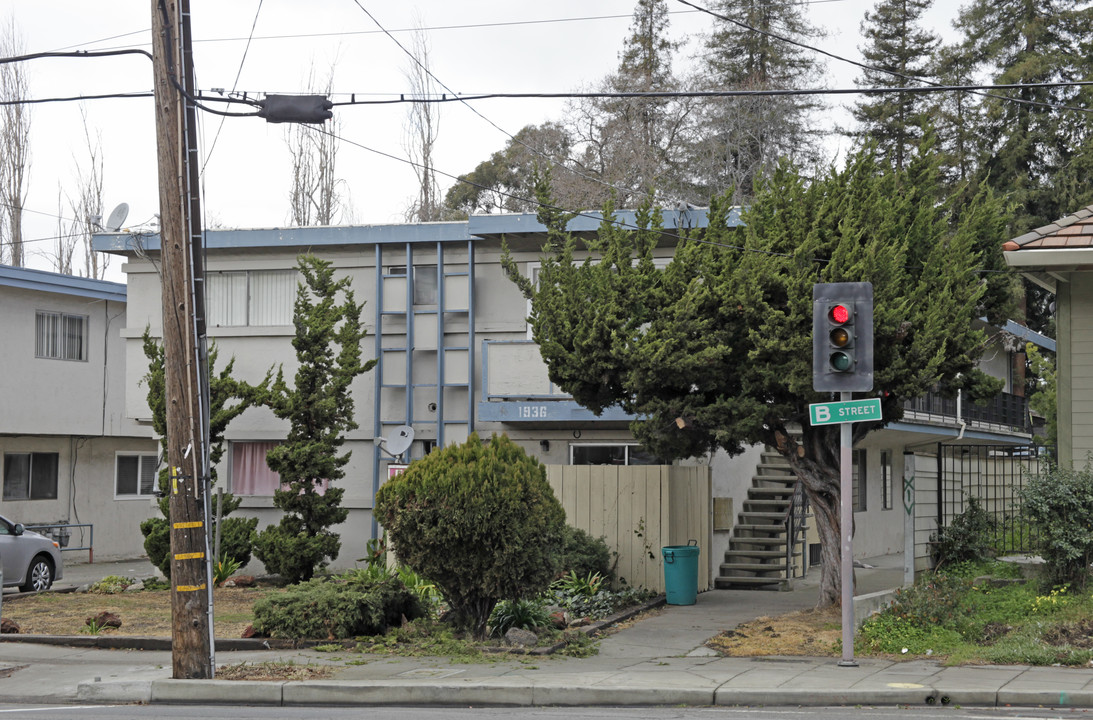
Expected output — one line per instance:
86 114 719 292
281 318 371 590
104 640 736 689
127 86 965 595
21 555 53 592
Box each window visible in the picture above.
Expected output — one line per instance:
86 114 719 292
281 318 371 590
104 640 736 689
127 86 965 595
230 441 282 495
36 311 87 361
570 444 666 466
881 450 893 510
388 265 438 305
115 453 158 497
230 441 328 495
3 452 59 500
207 270 295 327
852 449 866 512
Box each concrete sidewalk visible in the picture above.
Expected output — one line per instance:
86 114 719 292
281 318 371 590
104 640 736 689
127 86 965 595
4 555 1093 708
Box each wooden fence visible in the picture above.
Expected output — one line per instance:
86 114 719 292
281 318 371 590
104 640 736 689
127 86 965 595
546 465 711 593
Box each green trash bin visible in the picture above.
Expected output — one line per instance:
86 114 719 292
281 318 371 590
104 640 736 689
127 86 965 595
661 541 699 605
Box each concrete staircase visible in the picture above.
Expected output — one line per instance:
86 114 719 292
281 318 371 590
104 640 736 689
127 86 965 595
715 450 809 590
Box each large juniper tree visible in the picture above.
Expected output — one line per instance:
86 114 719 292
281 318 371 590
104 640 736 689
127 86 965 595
506 142 1011 607
253 255 375 583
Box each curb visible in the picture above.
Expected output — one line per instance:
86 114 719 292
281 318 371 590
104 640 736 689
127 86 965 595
69 680 1093 709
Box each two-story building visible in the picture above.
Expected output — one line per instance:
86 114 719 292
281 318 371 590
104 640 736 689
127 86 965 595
85 210 1045 587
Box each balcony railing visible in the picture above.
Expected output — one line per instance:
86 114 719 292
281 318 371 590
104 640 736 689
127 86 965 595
903 390 1030 434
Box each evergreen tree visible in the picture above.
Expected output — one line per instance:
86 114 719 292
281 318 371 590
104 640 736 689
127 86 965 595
687 0 826 201
252 255 375 584
952 0 1092 231
505 140 1010 607
851 0 941 173
566 0 692 209
138 329 267 578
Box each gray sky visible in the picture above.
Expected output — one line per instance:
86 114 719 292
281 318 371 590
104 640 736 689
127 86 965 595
1 0 961 281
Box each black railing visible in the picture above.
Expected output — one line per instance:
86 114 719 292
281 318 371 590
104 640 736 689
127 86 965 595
782 481 808 580
936 444 1045 555
904 390 1030 433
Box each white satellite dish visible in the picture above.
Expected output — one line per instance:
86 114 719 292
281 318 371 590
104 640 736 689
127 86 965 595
105 202 129 231
378 425 414 458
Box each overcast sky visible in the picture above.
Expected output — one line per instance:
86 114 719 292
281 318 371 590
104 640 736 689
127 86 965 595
1 0 962 282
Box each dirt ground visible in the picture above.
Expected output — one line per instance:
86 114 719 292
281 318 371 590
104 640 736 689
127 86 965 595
1 587 265 637
705 605 842 657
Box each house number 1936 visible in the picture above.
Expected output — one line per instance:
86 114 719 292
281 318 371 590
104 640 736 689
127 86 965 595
518 405 549 419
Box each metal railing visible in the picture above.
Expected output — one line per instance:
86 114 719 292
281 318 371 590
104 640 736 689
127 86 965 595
25 523 94 563
904 390 1030 433
782 481 809 581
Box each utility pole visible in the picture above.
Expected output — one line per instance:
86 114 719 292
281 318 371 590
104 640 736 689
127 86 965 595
151 0 214 679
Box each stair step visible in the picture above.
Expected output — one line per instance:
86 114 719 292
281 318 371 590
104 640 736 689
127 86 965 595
752 474 797 485
714 576 785 589
725 552 804 563
738 511 787 521
719 562 788 573
748 487 797 498
743 499 791 509
730 536 790 546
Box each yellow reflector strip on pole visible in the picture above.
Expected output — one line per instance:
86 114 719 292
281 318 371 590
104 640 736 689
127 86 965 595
176 584 206 592
173 521 203 529
174 552 205 561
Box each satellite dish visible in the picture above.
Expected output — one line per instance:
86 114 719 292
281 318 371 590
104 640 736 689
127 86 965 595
105 203 129 231
379 425 414 458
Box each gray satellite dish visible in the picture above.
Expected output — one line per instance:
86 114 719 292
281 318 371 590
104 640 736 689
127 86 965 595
379 425 414 458
105 203 129 231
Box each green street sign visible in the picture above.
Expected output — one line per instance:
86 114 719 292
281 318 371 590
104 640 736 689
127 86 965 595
809 398 882 426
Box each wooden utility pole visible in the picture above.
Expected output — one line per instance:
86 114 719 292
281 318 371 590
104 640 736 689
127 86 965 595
151 0 214 679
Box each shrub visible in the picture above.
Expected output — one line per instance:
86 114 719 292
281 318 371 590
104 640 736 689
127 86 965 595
375 433 566 639
559 526 616 581
490 598 551 637
251 575 425 640
931 497 997 569
1019 465 1093 589
140 515 257 579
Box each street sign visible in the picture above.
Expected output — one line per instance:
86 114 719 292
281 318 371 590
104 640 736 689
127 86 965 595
809 398 882 426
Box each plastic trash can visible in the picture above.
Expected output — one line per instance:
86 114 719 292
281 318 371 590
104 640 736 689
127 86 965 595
661 540 699 605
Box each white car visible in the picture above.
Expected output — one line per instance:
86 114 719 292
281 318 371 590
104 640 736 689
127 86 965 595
0 514 63 592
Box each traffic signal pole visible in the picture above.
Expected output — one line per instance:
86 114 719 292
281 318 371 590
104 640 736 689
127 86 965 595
839 391 857 667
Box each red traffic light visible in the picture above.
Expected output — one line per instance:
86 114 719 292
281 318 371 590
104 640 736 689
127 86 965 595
829 304 850 324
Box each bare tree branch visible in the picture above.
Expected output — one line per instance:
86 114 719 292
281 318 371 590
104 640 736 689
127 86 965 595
0 16 31 266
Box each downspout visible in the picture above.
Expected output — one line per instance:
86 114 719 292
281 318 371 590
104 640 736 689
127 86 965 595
955 388 966 441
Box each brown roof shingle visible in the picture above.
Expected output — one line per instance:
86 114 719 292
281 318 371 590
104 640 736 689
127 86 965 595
1005 205 1093 251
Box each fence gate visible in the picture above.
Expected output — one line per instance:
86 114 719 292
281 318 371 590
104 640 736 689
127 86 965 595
937 444 1045 555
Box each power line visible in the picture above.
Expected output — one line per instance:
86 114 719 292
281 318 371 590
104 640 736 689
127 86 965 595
675 0 1090 116
349 1 661 211
203 0 265 169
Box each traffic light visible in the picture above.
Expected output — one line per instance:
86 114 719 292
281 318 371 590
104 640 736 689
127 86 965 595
813 282 874 393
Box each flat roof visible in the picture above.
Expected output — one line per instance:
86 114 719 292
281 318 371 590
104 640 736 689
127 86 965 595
0 264 126 303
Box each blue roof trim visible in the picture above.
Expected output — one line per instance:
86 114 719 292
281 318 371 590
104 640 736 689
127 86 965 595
467 206 743 236
886 420 1029 444
1003 320 1056 352
0 264 126 302
93 222 474 253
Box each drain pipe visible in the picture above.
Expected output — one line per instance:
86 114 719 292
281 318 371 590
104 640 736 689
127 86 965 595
955 388 966 441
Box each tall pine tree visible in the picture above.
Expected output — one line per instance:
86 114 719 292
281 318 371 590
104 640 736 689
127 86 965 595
687 0 826 201
253 255 375 583
851 0 940 173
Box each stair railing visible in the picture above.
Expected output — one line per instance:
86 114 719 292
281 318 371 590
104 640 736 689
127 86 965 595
781 479 808 580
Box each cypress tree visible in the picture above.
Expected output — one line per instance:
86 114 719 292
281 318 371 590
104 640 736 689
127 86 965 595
253 255 375 583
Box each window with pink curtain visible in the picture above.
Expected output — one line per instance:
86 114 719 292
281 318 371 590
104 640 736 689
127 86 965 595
229 441 329 495
230 442 282 495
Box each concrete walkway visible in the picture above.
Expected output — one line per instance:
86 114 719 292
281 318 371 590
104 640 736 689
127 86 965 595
3 555 1093 708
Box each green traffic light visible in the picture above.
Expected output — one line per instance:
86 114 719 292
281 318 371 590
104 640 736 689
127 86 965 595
830 351 852 372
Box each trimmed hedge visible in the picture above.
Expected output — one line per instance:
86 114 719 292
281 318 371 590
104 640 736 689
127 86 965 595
252 575 425 640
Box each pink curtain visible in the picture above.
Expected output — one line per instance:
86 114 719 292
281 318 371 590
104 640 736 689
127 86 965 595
231 442 281 495
230 441 329 495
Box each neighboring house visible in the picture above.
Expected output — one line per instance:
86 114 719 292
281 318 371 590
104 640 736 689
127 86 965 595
1003 203 1093 469
86 211 1041 585
0 265 158 562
